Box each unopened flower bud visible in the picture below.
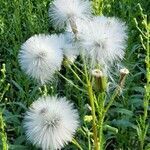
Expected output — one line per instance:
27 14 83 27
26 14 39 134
119 68 129 87
92 69 107 92
92 69 103 78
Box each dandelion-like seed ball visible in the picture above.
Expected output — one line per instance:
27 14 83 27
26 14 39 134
18 34 63 84
49 0 91 30
24 96 79 150
79 16 128 68
59 32 79 63
119 68 129 87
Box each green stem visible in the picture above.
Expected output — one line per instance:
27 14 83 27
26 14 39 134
0 83 10 102
143 18 150 123
0 113 8 150
87 81 99 150
97 87 120 150
68 65 86 86
72 138 83 150
134 18 148 39
72 63 85 76
84 60 99 150
104 86 120 116
99 116 104 150
98 92 105 150
135 13 149 150
57 72 86 93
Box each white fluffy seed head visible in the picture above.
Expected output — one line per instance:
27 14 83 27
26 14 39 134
18 34 63 84
79 16 128 68
59 32 79 63
24 96 79 150
49 0 91 30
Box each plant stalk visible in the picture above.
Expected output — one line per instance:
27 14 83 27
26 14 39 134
87 81 99 150
143 16 150 123
84 60 99 150
98 93 105 150
99 116 104 150
0 113 8 150
104 86 120 116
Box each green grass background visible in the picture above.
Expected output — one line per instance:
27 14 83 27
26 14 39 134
0 0 149 149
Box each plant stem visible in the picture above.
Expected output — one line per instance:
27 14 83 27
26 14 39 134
68 65 86 86
69 17 78 38
140 15 149 150
99 116 104 150
98 93 105 150
134 7 150 149
72 63 85 76
98 86 120 150
57 72 86 93
87 81 99 150
143 16 150 123
104 86 120 116
84 60 99 150
0 113 8 150
72 138 83 150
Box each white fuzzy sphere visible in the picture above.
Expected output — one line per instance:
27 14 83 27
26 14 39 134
24 96 79 150
78 16 128 68
59 32 79 63
49 0 91 30
19 34 63 84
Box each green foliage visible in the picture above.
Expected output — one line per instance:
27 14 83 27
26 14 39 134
0 0 149 149
0 113 8 150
